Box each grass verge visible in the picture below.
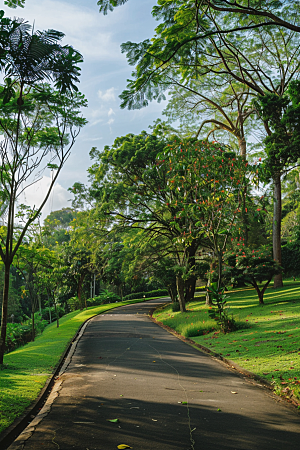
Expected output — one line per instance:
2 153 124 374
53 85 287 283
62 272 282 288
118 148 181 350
0 298 150 434
153 281 300 404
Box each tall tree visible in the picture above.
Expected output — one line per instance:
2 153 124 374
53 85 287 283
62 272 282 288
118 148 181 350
0 18 86 362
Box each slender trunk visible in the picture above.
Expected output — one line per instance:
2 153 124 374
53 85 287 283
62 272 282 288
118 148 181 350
206 262 213 306
77 273 85 310
38 294 42 315
31 310 35 341
273 173 283 288
54 302 59 328
0 263 10 364
176 274 186 312
168 285 177 303
217 251 222 290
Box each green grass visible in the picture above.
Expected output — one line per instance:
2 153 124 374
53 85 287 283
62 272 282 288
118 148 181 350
153 281 300 403
0 298 148 434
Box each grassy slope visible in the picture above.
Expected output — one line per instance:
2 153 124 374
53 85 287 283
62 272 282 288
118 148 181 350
0 299 148 434
153 282 300 402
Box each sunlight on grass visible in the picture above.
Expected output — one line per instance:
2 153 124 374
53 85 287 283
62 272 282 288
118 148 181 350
153 280 300 403
0 298 146 434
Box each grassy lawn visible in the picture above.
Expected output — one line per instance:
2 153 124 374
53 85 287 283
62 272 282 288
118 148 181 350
153 281 300 403
0 298 149 435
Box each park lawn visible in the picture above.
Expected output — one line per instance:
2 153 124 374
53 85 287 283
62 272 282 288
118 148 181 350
0 298 149 434
153 281 300 403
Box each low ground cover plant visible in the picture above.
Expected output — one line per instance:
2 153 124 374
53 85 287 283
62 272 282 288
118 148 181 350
153 280 300 402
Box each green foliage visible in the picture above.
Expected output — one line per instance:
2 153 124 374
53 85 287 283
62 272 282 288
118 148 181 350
254 81 300 180
5 315 48 353
207 286 236 333
40 306 65 323
171 301 180 312
66 296 81 312
281 241 300 276
223 244 282 303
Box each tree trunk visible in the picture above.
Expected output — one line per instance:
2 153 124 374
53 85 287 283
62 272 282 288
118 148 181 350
176 274 186 312
54 302 59 328
257 289 264 305
273 173 283 288
206 262 213 306
217 251 222 290
77 273 85 310
31 310 35 341
0 263 10 364
168 285 177 303
238 136 246 158
185 276 196 303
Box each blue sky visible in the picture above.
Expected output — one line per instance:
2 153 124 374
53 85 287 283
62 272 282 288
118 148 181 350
2 0 166 217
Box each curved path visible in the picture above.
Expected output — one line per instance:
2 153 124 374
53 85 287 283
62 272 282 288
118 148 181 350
9 299 300 450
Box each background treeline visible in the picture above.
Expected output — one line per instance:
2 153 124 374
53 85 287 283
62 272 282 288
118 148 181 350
2 1 300 352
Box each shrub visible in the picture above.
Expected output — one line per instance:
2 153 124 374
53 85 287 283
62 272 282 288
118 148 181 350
40 305 65 322
172 302 181 312
208 286 236 334
66 296 81 312
5 315 48 353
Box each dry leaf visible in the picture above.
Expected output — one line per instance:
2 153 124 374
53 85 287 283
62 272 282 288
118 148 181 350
231 391 238 394
117 445 132 449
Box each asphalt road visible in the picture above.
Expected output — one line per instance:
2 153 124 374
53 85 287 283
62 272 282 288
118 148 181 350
9 299 300 450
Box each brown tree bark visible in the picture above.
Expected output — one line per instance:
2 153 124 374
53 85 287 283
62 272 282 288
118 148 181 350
273 173 283 288
0 264 10 364
77 273 86 310
176 274 186 312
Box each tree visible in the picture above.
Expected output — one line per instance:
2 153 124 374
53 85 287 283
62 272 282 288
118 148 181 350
223 244 282 304
14 241 56 339
157 139 251 296
97 1 300 34
254 80 300 288
98 2 300 289
0 19 86 363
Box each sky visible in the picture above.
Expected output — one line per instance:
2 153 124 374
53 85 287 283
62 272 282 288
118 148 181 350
1 0 166 219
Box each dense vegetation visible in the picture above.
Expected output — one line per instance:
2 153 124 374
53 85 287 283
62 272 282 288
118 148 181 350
1 0 300 433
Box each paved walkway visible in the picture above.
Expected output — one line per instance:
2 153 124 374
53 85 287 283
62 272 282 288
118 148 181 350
9 299 300 449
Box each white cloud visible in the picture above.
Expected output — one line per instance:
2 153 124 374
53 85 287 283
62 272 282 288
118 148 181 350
19 176 70 221
108 107 115 116
107 118 115 125
98 87 117 102
2 0 123 62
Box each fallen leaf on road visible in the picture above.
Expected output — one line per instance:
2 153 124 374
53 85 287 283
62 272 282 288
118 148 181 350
181 401 187 405
231 391 238 394
107 419 119 423
117 445 132 449
217 409 222 412
152 419 157 421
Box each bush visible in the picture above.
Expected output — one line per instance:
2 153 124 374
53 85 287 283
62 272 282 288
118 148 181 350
172 302 181 312
122 289 168 301
40 305 65 322
5 315 48 353
282 241 300 276
66 296 81 312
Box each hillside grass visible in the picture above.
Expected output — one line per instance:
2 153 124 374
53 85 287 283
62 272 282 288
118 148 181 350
153 281 300 403
0 298 149 435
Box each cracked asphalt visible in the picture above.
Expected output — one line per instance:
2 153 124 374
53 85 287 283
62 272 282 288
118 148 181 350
8 299 300 450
